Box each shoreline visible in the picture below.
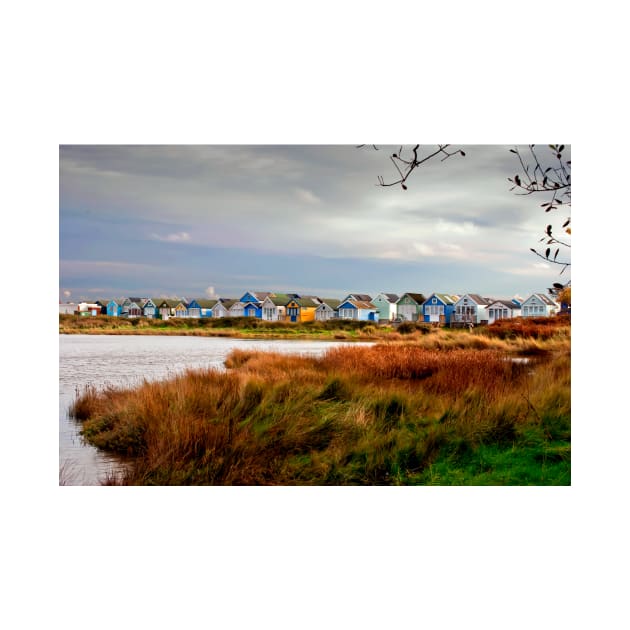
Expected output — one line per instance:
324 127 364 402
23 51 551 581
58 328 378 341
59 314 571 351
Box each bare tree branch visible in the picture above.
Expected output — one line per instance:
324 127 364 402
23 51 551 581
358 144 465 190
514 145 571 269
360 143 571 279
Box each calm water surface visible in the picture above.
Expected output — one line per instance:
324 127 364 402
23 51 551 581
59 334 362 485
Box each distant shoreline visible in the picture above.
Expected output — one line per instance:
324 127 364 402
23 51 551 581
58 328 375 341
58 314 571 353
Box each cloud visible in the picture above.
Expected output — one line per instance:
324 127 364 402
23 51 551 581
413 243 435 256
149 231 191 243
295 187 321 204
504 262 554 276
411 242 467 260
376 250 405 260
60 260 155 277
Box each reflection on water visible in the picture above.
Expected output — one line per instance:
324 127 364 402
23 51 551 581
59 334 362 485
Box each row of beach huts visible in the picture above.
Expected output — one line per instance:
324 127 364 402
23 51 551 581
59 290 566 326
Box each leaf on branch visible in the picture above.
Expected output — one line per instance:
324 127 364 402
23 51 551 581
545 248 551 258
565 227 571 234
554 248 559 260
562 218 571 227
559 145 565 152
401 183 407 190
460 151 466 156
509 149 517 154
546 225 552 236
514 175 521 186
553 282 564 289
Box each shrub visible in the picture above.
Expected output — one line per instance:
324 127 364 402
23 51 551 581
397 321 416 334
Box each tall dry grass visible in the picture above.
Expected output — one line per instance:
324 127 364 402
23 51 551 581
71 342 570 485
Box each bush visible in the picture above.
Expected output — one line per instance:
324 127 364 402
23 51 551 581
487 316 569 340
398 321 416 334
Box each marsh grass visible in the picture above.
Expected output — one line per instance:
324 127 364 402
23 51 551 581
70 337 570 485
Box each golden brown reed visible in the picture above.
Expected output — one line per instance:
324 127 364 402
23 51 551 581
71 340 570 485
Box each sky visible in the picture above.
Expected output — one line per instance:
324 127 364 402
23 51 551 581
59 143 571 303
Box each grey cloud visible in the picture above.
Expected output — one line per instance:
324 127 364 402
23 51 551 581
60 144 570 299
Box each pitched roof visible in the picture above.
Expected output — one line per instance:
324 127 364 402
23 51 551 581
194 299 219 308
435 293 457 304
264 294 291 306
488 299 520 309
317 298 341 309
345 293 372 302
423 293 457 305
458 294 492 305
352 300 377 309
467 294 493 305
293 297 320 308
240 291 273 302
341 299 376 310
523 293 555 306
399 293 426 304
157 299 181 308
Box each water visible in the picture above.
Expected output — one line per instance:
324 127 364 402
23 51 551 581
59 334 362 485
